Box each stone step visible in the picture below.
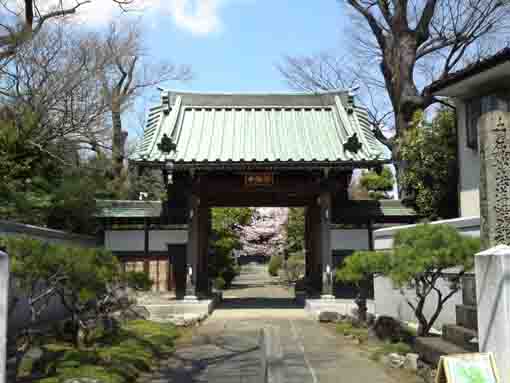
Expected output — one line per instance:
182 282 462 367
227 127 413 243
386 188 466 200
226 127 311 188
415 336 471 366
456 304 478 330
442 324 478 352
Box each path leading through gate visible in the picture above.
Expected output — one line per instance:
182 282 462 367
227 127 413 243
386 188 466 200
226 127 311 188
142 265 421 383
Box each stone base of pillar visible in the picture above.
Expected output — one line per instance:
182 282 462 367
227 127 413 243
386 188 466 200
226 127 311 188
183 295 198 301
320 294 336 300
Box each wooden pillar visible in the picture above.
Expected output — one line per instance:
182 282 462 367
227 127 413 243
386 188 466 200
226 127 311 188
367 220 374 251
196 206 211 297
304 207 312 281
143 218 150 275
308 203 322 295
186 194 200 296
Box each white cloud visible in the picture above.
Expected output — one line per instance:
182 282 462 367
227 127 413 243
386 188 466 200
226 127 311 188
45 0 223 36
2 0 224 35
167 0 222 36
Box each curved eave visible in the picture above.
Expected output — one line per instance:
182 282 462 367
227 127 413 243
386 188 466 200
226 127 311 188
131 158 392 171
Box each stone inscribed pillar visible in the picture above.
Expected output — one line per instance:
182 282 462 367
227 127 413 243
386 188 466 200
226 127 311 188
0 250 9 383
475 245 510 383
479 111 510 249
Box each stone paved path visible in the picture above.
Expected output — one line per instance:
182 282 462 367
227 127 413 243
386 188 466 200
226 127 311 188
145 264 420 383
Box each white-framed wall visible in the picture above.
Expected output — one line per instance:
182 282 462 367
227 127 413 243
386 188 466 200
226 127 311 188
456 100 481 217
104 229 188 252
330 228 369 250
373 216 480 250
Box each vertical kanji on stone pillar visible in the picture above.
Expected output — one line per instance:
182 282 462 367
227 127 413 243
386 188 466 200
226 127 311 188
476 111 510 383
479 111 510 249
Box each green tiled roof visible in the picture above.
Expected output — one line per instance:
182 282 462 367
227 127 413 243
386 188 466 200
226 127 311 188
132 91 391 166
95 199 415 223
95 200 163 218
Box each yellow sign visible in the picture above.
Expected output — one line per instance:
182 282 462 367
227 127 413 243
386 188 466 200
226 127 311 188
435 353 500 383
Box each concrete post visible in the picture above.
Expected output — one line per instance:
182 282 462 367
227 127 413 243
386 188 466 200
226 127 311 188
0 250 9 383
475 245 510 383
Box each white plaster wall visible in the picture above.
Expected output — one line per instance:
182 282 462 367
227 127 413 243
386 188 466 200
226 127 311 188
105 230 188 252
105 230 144 252
330 229 369 250
373 216 480 250
149 230 188 250
457 101 481 217
374 276 462 330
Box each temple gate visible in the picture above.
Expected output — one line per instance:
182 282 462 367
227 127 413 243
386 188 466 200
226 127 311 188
127 90 399 299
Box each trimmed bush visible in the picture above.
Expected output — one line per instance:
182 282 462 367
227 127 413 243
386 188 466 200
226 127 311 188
285 252 305 282
213 277 226 291
268 255 283 276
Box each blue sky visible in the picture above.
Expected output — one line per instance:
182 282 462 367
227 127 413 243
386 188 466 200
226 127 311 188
139 0 348 93
95 0 353 134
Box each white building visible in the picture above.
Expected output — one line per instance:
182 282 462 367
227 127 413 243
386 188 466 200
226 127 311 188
372 48 510 361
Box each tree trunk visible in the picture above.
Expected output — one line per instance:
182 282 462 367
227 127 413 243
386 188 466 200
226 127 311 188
379 32 433 199
111 99 124 180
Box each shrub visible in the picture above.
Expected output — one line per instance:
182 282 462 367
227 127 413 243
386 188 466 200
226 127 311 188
336 322 369 343
3 234 152 372
268 255 283 276
336 224 480 336
33 320 179 383
285 252 305 282
125 271 153 291
213 276 226 291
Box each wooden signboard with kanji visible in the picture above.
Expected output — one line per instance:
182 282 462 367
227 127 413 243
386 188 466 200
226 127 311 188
244 173 274 187
435 353 500 383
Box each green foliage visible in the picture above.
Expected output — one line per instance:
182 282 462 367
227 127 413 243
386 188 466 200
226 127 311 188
0 110 62 225
212 208 253 233
285 252 306 282
389 224 479 286
213 276 226 291
284 208 305 255
3 236 151 348
32 320 179 383
336 322 369 343
127 167 166 201
360 166 394 200
0 107 160 235
209 208 253 288
336 224 480 335
124 271 153 291
268 255 283 276
399 108 458 220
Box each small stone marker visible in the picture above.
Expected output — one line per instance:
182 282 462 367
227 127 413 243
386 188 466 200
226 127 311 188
435 353 499 383
475 245 510 383
0 250 9 383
